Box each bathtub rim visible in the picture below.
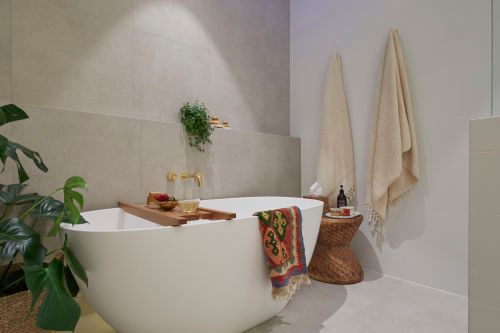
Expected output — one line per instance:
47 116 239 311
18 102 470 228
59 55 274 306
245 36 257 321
61 196 324 234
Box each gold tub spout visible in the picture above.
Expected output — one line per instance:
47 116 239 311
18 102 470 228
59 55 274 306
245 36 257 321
180 172 203 187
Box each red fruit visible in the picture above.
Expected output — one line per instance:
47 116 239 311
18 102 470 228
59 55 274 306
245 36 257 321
155 193 170 202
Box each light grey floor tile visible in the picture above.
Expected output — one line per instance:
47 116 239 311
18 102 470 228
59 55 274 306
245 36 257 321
75 270 467 333
245 271 467 333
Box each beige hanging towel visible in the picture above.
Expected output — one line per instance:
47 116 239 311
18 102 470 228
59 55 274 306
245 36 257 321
316 54 356 205
366 29 420 232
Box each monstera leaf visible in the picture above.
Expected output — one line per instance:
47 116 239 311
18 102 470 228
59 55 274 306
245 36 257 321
0 104 29 126
0 104 47 182
0 135 48 183
0 184 41 205
24 258 81 331
30 197 87 224
0 218 47 264
63 265 79 297
63 176 87 225
62 234 87 286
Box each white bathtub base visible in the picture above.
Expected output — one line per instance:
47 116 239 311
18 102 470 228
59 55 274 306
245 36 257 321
62 197 323 333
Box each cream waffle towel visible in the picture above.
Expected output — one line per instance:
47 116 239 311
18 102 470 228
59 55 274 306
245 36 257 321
366 30 419 232
316 54 356 205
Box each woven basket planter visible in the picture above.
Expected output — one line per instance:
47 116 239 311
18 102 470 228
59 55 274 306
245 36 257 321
0 290 49 333
0 264 49 333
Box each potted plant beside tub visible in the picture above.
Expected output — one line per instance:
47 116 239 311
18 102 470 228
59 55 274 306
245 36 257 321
0 104 88 332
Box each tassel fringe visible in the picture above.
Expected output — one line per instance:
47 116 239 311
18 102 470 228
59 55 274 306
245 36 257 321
365 189 413 247
271 274 311 302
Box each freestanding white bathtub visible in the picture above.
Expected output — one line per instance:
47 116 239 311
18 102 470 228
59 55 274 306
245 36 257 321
62 197 323 333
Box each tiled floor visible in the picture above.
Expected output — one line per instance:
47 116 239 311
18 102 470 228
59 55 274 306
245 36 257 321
75 271 467 333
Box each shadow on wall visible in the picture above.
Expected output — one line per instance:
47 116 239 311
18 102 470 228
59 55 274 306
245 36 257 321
16 0 289 134
351 231 383 277
385 85 428 250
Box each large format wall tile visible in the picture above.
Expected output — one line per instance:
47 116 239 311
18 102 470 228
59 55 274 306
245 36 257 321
264 73 290 136
206 0 267 70
139 120 185 198
131 0 268 70
470 116 500 152
470 301 500 333
140 120 301 201
53 0 133 25
132 0 217 56
265 0 290 76
12 0 134 116
211 129 281 198
469 150 500 309
211 56 267 133
0 0 11 104
469 117 500 331
12 0 290 136
132 31 211 123
11 106 141 210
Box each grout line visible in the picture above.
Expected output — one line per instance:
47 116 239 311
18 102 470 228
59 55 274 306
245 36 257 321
15 102 300 140
492 0 494 117
362 267 468 300
138 120 142 201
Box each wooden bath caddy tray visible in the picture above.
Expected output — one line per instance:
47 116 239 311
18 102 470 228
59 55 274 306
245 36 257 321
117 202 236 227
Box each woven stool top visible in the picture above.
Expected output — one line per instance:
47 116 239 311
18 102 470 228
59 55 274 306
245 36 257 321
317 215 363 246
322 214 363 224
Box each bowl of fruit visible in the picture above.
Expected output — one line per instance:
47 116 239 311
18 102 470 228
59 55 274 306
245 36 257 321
155 193 177 211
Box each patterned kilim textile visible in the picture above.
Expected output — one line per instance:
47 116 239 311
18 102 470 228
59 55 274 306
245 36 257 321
253 206 310 301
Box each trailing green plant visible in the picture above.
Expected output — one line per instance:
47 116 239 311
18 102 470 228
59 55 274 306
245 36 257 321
0 104 88 332
179 101 214 152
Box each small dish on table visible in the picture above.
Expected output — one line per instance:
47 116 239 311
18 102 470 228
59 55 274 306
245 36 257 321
153 193 177 211
326 206 360 219
159 200 177 211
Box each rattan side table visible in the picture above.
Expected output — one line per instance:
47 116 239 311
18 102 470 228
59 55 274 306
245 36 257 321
308 215 364 284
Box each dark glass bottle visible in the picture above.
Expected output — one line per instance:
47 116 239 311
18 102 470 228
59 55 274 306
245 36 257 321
337 185 347 208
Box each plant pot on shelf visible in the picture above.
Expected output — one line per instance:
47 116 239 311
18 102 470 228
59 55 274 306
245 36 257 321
0 264 47 333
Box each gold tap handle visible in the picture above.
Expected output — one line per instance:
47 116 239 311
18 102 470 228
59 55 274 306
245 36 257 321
166 171 177 182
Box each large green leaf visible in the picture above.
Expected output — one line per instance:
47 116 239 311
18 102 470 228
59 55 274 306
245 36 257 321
0 218 47 264
23 259 81 331
63 265 79 297
0 104 29 126
29 196 87 237
63 177 87 225
0 184 41 205
0 135 48 183
30 197 87 225
62 234 88 286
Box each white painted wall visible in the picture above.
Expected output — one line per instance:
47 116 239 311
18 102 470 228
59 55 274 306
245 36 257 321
291 0 491 296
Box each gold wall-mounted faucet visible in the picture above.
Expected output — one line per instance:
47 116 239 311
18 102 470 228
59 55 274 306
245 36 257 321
180 172 203 187
166 171 177 182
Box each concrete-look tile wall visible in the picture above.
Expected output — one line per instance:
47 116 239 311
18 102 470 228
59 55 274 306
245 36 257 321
0 0 298 209
469 117 500 332
10 0 290 135
0 0 10 104
9 106 300 210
